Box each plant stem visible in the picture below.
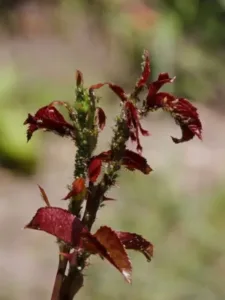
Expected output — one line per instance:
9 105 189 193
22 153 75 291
52 102 129 299
50 245 70 300
82 174 115 230
59 267 84 300
83 116 129 229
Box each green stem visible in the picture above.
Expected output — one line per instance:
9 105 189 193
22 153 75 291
58 88 98 299
82 116 129 230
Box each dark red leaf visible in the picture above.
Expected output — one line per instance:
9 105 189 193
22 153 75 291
94 149 152 174
125 101 149 152
129 131 137 142
62 177 86 200
38 185 51 207
150 93 202 143
170 97 202 143
88 157 102 183
76 70 83 87
171 130 190 143
116 231 153 262
146 91 175 110
96 107 106 130
144 91 202 143
122 150 152 174
135 50 150 89
24 105 74 141
94 226 132 283
147 73 175 103
108 83 128 102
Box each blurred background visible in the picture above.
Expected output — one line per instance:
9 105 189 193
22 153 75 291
0 0 225 299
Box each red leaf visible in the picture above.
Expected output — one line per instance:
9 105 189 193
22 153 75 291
125 101 149 152
145 91 202 143
152 94 202 143
108 83 128 102
24 105 74 141
122 150 152 174
26 208 133 281
147 91 175 109
88 157 102 183
171 124 201 144
25 207 114 264
89 82 108 90
25 207 88 246
62 177 86 200
136 50 150 89
94 149 152 175
116 231 154 262
147 73 175 103
94 226 132 283
173 98 202 142
76 70 83 87
38 185 51 207
96 107 106 130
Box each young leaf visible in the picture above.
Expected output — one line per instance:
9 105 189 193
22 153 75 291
147 73 175 102
115 231 153 262
37 185 51 207
26 208 131 282
89 82 108 91
93 149 152 175
94 226 132 283
76 70 84 87
125 101 149 153
62 178 86 200
170 97 202 143
24 105 74 141
88 157 102 183
25 207 111 262
108 83 128 102
96 107 106 130
147 93 202 143
25 207 88 246
122 150 152 174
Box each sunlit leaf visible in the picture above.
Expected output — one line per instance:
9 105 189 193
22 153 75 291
94 226 132 283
